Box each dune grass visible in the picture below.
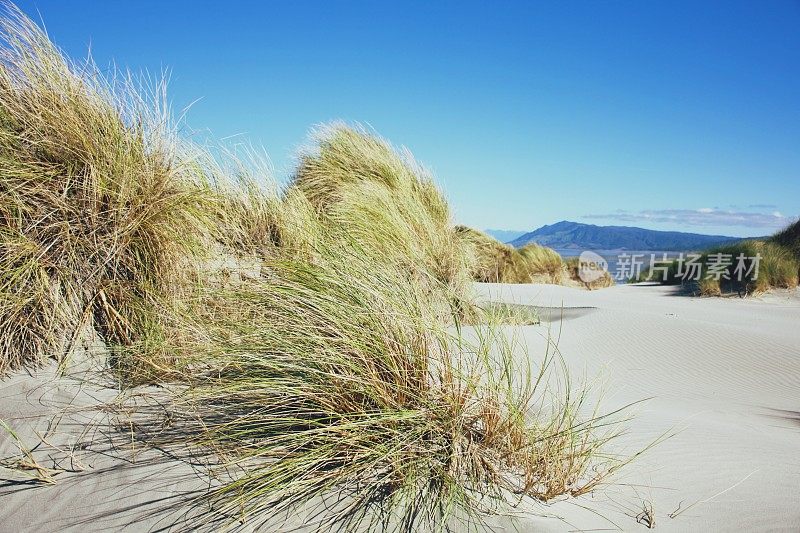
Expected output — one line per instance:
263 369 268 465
291 125 473 294
770 219 800 257
517 243 565 283
456 226 568 284
564 257 615 290
0 5 217 376
630 231 800 295
0 4 633 530
165 239 625 531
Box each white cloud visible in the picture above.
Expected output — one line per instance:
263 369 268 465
583 208 796 230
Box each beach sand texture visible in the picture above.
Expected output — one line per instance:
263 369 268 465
2 283 799 531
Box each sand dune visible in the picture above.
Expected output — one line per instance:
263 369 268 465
2 283 799 531
477 282 800 532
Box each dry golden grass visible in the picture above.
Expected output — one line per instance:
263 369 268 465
161 240 627 531
0 5 634 531
457 226 567 284
0 6 216 376
564 257 615 290
291 124 473 292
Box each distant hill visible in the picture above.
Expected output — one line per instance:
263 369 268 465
510 221 746 251
484 229 526 243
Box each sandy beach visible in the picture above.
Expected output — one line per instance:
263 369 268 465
479 282 800 532
1 282 798 531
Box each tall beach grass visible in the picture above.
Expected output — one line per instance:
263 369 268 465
0 5 216 376
630 223 800 295
456 226 568 284
0 4 633 530
165 240 628 531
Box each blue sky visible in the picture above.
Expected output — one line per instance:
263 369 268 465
14 1 800 237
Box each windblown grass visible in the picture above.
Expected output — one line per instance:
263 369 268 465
770 219 800 258
0 5 634 530
0 5 216 376
0 418 60 484
292 124 474 295
704 240 799 294
164 240 626 531
630 237 799 295
517 243 564 283
457 226 566 284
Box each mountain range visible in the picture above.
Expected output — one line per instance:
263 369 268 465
489 221 747 251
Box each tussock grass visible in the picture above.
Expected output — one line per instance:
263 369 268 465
166 240 625 531
0 5 216 376
564 257 615 290
456 225 519 282
215 171 282 258
292 124 473 294
631 237 799 295
457 226 566 284
704 240 799 294
517 243 564 283
770 219 800 258
0 5 634 530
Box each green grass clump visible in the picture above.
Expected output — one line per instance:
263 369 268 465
0 6 215 376
770 219 800 258
456 226 567 284
630 236 799 295
703 240 798 294
170 240 623 531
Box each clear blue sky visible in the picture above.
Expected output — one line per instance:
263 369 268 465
14 0 800 237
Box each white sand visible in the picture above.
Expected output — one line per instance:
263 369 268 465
477 282 800 532
2 283 799 531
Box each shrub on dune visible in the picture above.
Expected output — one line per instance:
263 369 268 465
172 242 623 531
456 226 566 284
630 235 799 295
291 124 473 294
0 7 214 375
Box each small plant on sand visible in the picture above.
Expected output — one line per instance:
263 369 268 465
564 257 615 289
0 418 60 484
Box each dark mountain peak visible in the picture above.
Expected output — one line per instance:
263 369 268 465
530 220 584 234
